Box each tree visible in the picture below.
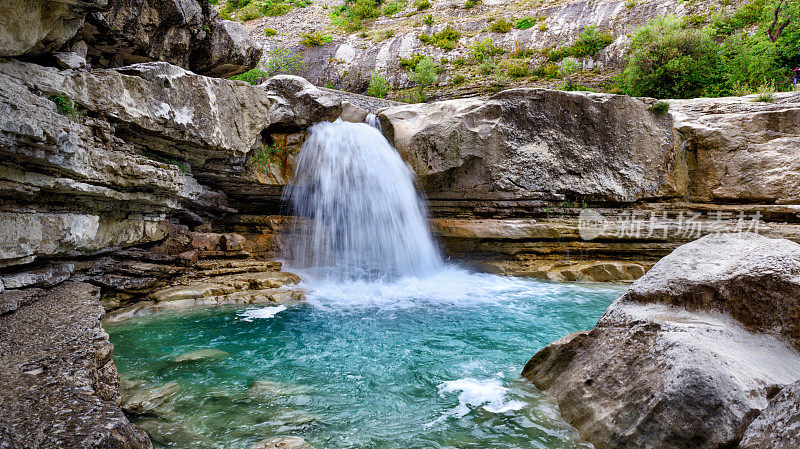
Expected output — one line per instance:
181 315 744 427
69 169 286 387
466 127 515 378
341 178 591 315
366 71 389 98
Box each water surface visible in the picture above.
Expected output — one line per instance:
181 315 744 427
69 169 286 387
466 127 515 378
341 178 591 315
108 268 623 449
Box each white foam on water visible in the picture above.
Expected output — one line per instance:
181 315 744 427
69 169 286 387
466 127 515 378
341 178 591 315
300 265 624 312
438 376 527 417
238 305 287 322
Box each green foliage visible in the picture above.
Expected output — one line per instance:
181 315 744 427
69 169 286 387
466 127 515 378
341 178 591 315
262 46 307 76
331 0 382 31
624 0 636 9
410 56 437 100
489 18 512 33
414 0 431 10
470 37 505 62
423 14 434 26
385 29 396 38
248 145 284 174
418 24 460 50
622 5 798 99
752 80 776 102
50 94 78 117
548 25 614 60
263 27 278 36
452 74 466 84
222 0 307 21
558 57 581 89
622 15 720 98
228 68 269 84
505 60 529 78
300 31 333 46
399 53 426 70
515 17 538 30
650 101 670 114
366 70 389 98
511 47 534 58
381 0 406 15
453 56 466 66
464 0 480 8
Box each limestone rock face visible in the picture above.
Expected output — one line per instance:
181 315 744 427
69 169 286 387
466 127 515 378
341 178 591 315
76 0 262 76
0 0 106 57
523 234 800 449
739 380 800 449
0 282 152 449
0 60 343 269
381 89 683 203
670 95 800 204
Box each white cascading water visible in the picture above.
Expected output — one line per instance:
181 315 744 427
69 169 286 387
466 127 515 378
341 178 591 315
283 120 443 280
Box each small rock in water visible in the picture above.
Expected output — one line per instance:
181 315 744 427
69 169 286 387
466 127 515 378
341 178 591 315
249 380 314 398
122 381 180 415
251 436 313 449
172 348 229 363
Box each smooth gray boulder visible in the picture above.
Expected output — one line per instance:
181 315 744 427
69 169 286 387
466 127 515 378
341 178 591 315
380 89 683 203
523 233 800 449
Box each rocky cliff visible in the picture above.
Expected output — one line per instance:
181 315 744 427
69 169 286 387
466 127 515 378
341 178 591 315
246 0 745 96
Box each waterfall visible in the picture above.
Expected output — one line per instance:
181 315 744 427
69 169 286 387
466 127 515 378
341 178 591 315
283 120 443 280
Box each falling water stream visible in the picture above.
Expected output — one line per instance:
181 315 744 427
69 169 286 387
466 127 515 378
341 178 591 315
107 120 624 449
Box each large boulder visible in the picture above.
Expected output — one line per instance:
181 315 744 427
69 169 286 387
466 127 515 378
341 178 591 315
76 0 262 77
523 233 800 449
0 0 106 57
380 88 684 203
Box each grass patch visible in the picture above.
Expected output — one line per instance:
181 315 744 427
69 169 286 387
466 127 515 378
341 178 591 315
263 27 278 36
300 31 333 46
49 94 84 118
418 23 461 50
248 145 285 174
464 0 480 8
489 18 512 33
414 0 431 10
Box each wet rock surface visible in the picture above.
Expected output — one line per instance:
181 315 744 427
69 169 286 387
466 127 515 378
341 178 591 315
0 282 151 449
523 234 800 449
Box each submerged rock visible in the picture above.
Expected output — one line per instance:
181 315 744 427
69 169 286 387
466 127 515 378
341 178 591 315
251 436 313 449
523 233 800 449
122 381 181 415
172 349 229 363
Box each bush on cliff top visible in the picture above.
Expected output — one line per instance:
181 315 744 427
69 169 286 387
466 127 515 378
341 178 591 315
418 24 461 50
548 25 613 61
622 0 799 98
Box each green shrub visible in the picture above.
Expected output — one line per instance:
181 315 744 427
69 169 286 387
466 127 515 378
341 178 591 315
418 23 460 50
511 47 534 58
548 25 614 60
300 31 333 46
515 17 538 30
489 18 512 33
538 23 548 31
399 53 426 70
464 0 480 8
382 0 406 15
222 0 305 21
752 80 776 102
453 56 466 66
470 37 505 62
385 29 395 38
720 33 785 92
410 56 437 100
452 74 466 84
263 27 278 36
50 94 82 118
228 67 269 84
505 60 528 78
558 56 581 89
331 0 382 31
414 0 431 10
650 101 670 114
262 46 307 76
712 0 767 36
622 15 720 98
366 70 390 97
